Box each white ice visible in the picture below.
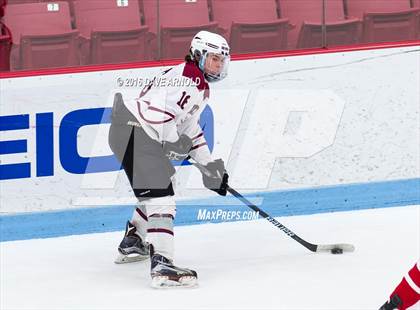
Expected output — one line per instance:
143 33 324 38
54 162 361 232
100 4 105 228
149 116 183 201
1 205 419 310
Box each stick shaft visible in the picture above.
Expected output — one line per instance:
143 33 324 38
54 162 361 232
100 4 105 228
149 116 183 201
226 186 318 252
192 161 318 252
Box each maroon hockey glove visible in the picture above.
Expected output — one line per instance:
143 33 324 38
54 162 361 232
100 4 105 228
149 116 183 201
202 159 229 196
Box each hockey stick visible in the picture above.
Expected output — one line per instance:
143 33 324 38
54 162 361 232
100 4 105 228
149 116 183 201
191 161 355 254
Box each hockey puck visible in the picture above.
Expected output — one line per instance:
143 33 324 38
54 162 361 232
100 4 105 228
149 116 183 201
331 248 343 254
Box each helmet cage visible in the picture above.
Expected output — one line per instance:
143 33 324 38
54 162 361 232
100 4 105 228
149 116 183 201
198 51 230 83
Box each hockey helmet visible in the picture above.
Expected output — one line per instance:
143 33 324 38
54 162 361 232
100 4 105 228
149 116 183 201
190 31 230 83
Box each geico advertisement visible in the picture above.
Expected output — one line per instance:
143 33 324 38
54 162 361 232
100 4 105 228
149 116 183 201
0 85 344 209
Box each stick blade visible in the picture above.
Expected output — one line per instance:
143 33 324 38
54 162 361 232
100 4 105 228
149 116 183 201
316 243 355 253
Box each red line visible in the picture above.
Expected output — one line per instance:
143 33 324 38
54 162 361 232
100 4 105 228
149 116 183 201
231 40 420 61
1 41 418 79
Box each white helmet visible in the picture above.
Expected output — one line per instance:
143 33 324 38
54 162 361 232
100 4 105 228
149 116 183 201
190 31 230 83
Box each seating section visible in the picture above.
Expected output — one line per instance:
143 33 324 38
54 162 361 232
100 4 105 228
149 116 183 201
142 0 217 59
210 0 288 54
4 1 79 70
279 0 360 49
0 0 418 71
346 0 418 42
73 0 149 64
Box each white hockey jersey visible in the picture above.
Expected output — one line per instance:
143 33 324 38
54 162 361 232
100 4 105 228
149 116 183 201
123 61 212 165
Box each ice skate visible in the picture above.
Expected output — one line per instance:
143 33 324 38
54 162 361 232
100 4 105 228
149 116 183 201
150 253 198 288
114 221 149 264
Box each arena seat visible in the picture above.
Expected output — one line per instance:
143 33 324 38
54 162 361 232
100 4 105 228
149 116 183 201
0 34 11 71
73 0 149 65
142 0 217 59
279 0 360 49
209 0 288 54
1 0 11 71
0 0 6 17
7 0 40 3
346 0 418 42
412 0 420 38
3 1 79 70
42 0 75 27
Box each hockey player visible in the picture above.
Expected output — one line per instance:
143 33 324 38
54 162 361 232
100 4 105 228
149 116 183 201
108 31 230 288
379 260 420 310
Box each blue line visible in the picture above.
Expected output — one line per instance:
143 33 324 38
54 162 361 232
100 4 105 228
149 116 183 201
1 178 419 242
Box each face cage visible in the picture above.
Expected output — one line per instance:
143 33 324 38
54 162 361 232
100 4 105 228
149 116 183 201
198 52 230 83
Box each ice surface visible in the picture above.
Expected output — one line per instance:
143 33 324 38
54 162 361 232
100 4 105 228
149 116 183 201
1 205 419 310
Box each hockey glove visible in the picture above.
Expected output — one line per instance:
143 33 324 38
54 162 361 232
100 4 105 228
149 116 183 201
202 159 229 196
163 135 193 161
379 295 402 310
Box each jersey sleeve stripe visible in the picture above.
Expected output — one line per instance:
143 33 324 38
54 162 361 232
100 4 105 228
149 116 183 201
407 263 420 293
135 207 148 222
191 142 207 150
147 228 174 236
192 132 204 140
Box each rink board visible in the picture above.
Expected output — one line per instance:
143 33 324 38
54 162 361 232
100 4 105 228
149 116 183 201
0 45 419 241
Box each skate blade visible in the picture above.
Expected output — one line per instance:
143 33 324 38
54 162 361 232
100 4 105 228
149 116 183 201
151 276 198 289
114 253 149 264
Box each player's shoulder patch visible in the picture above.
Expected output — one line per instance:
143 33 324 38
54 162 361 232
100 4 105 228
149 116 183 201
182 61 208 92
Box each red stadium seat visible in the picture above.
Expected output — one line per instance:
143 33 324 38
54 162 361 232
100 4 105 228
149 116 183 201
6 0 41 4
0 0 6 18
0 34 12 71
346 0 418 42
209 0 288 54
42 0 75 27
279 0 360 49
3 2 79 70
412 0 420 38
73 0 149 65
142 0 217 59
